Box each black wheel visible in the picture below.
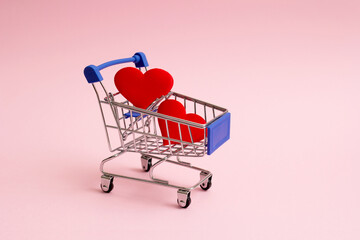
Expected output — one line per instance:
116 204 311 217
200 176 212 191
141 156 152 172
177 196 191 208
100 180 114 193
144 158 152 172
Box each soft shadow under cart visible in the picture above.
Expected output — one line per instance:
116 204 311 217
84 52 231 208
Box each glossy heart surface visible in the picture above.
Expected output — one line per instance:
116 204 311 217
114 67 173 109
157 99 206 145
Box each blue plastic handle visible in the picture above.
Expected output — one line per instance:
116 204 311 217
84 52 149 83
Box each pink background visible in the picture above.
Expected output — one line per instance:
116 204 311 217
1 0 359 239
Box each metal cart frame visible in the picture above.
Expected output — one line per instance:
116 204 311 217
84 52 231 208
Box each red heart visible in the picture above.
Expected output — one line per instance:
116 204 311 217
114 67 174 109
157 99 206 145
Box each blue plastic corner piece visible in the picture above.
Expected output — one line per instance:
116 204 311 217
133 52 149 68
124 109 156 118
207 112 231 155
124 111 142 119
84 65 103 83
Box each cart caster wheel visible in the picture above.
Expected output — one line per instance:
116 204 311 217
141 155 152 172
177 189 191 208
200 172 212 191
100 175 114 193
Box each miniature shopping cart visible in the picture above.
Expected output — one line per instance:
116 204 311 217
84 52 231 208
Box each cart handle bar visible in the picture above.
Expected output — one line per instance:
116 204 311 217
84 52 149 84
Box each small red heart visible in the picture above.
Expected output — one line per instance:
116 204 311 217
157 99 206 145
114 67 174 109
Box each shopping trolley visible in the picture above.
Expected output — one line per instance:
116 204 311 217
84 52 231 208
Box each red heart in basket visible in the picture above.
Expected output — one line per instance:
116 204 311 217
157 99 206 145
114 67 174 109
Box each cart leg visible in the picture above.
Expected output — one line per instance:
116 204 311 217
141 155 152 172
200 171 212 191
177 189 191 208
149 156 169 184
176 156 191 166
101 175 114 193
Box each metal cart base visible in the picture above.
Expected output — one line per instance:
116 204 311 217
100 151 212 208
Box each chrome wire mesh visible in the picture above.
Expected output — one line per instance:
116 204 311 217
93 83 227 157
